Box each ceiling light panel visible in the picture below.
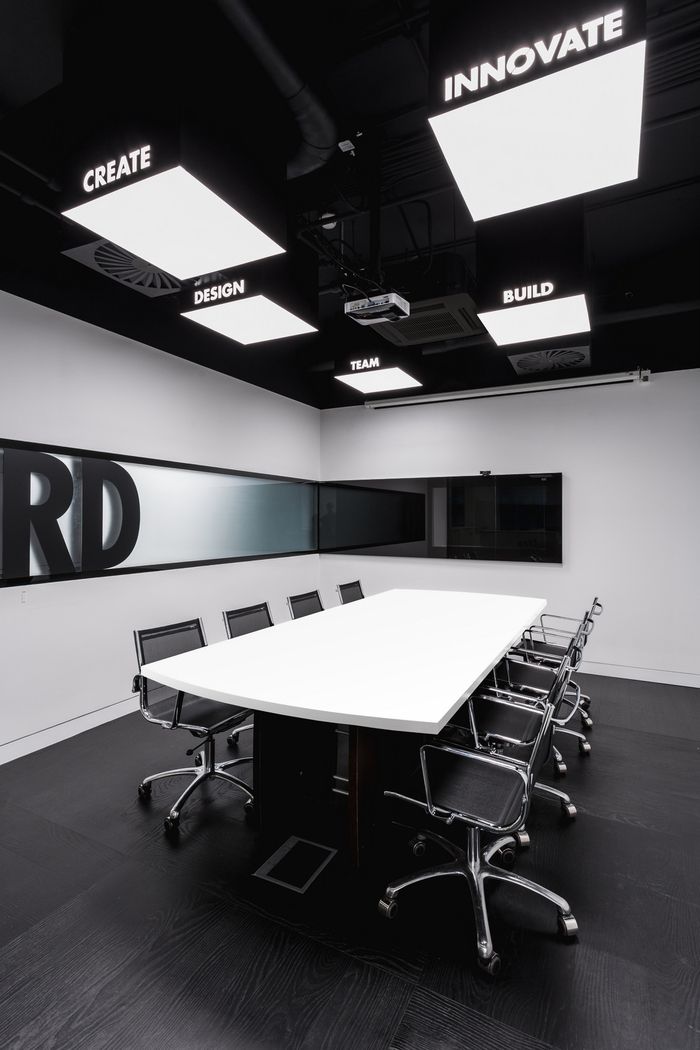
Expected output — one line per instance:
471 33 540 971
429 42 646 220
478 293 590 346
335 368 422 394
181 294 316 345
63 165 285 280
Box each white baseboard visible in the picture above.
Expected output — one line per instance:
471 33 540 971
0 696 140 766
580 660 700 689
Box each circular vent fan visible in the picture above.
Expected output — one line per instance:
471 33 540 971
515 348 589 374
94 242 181 292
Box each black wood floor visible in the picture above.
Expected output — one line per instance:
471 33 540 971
0 673 699 1050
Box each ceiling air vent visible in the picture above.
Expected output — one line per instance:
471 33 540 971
372 292 481 347
508 345 591 376
62 240 181 297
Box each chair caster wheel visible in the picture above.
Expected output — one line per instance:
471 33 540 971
561 802 577 820
409 836 427 858
228 732 239 747
137 782 152 800
378 896 398 920
243 799 257 824
478 952 501 976
558 912 578 938
495 846 516 870
554 760 568 777
581 715 593 730
194 753 203 766
579 740 592 755
516 830 530 849
164 815 180 836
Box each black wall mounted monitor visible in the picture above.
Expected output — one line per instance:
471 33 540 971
446 473 562 562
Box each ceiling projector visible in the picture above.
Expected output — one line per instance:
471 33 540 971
344 291 410 325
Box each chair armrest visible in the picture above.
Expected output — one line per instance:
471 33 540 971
526 626 573 643
133 674 185 730
509 649 562 670
535 617 583 646
539 613 582 629
553 682 583 725
133 674 150 719
169 690 186 729
477 685 545 707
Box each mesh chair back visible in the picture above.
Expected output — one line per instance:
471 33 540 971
338 580 364 604
224 602 273 639
134 619 206 728
135 619 205 668
287 590 324 619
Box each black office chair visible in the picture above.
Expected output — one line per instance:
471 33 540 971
380 655 578 974
495 644 591 772
287 589 324 619
333 581 363 790
522 597 603 661
507 601 601 770
222 601 274 747
466 641 582 817
442 639 580 822
337 580 365 604
516 597 603 728
133 618 253 835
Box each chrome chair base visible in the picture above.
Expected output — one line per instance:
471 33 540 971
379 826 577 975
552 745 568 776
556 725 592 755
226 721 254 747
534 780 577 819
138 733 253 834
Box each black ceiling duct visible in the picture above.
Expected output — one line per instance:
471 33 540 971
215 0 337 179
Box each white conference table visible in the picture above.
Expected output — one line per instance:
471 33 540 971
141 589 546 735
142 589 545 864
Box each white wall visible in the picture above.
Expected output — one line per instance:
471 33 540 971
3 287 697 764
320 370 700 687
0 290 321 763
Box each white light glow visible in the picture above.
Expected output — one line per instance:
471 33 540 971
63 165 285 280
181 294 316 344
429 42 646 220
478 293 590 345
335 367 422 394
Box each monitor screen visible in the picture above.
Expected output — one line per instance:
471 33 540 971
447 474 562 562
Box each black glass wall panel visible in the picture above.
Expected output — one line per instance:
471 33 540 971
0 440 317 585
319 474 562 563
318 481 426 554
0 438 561 586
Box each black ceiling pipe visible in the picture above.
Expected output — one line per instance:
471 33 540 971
215 0 336 179
0 149 60 191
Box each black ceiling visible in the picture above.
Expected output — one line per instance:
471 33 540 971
1 0 699 408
